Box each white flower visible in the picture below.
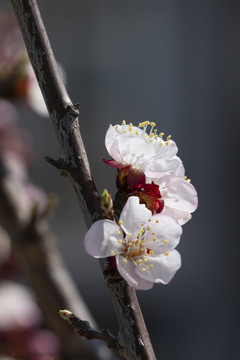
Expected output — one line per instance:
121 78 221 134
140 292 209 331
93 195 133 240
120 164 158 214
84 196 182 290
105 121 182 180
147 165 198 225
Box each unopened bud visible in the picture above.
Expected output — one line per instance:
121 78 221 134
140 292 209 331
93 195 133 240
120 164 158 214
101 189 114 219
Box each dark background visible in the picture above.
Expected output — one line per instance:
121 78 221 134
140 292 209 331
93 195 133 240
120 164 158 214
1 0 240 359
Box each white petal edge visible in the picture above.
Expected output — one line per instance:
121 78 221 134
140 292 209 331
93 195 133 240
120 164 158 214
120 196 152 234
116 255 153 290
84 219 124 258
136 250 181 284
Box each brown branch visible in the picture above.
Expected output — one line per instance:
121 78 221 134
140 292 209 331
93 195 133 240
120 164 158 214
10 1 157 359
59 310 124 353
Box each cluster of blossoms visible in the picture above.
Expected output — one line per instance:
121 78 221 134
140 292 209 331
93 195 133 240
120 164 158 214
84 121 198 290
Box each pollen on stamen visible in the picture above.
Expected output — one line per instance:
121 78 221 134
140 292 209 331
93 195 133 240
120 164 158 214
167 135 171 141
164 240 169 244
159 132 164 137
128 233 132 237
118 220 123 226
136 259 142 265
124 259 128 264
138 122 143 127
150 122 156 127
184 176 187 180
146 226 151 231
110 250 116 255
166 141 169 146
154 129 157 133
152 237 157 242
140 267 146 272
121 130 126 134
159 143 163 147
143 258 148 262
135 130 139 135
149 133 154 138
115 125 118 130
156 220 159 223
152 232 155 235
187 179 191 183
118 239 123 243
116 230 121 235
148 219 151 222
122 120 126 125
148 264 153 269
165 252 169 256
149 250 154 255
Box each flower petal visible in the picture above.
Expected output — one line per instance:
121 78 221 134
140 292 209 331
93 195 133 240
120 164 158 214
116 256 153 290
120 196 152 234
84 220 124 258
164 177 198 213
144 156 182 178
117 134 155 166
136 250 181 284
144 214 182 253
105 125 123 162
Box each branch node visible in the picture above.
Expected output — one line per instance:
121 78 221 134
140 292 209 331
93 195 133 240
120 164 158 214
59 310 124 352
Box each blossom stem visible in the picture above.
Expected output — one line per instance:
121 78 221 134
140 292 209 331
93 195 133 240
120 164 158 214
10 1 157 359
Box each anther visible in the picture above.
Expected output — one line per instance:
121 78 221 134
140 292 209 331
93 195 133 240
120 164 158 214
146 226 151 231
122 120 126 125
148 219 151 222
118 220 123 225
159 143 163 147
118 239 123 243
156 220 159 223
165 252 169 256
187 179 191 183
148 264 153 269
140 267 146 272
152 237 157 242
164 240 169 244
116 230 121 235
115 125 118 130
159 132 164 137
150 122 156 127
167 135 171 141
166 141 169 146
110 250 116 255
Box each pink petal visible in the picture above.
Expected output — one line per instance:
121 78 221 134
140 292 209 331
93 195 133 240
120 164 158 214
105 125 123 162
119 196 151 234
136 250 181 284
84 220 124 258
144 214 182 254
116 256 153 290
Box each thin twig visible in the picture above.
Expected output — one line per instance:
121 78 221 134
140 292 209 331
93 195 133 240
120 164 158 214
10 1 157 359
59 310 124 353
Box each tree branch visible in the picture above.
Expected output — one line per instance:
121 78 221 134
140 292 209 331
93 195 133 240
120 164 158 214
59 310 124 353
10 1 156 359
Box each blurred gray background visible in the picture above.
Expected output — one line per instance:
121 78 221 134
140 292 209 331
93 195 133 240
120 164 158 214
1 0 240 359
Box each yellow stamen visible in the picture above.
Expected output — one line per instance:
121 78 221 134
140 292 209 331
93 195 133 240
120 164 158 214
116 230 121 235
152 237 157 242
122 120 126 125
164 240 169 244
118 220 123 225
148 264 153 269
110 250 116 255
165 252 169 256
167 135 171 141
159 132 164 137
